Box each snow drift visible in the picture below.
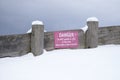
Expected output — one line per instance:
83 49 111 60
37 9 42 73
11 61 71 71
0 45 120 80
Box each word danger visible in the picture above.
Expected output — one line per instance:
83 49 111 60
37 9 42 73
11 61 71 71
54 31 78 48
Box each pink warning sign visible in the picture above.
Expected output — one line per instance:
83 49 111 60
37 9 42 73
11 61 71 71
54 31 78 48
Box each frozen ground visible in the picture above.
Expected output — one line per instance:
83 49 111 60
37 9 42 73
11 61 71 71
0 45 120 80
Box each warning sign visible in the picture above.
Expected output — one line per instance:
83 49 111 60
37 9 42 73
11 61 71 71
54 31 78 48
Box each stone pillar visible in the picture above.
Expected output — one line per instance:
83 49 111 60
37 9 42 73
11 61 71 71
86 17 99 48
31 20 44 56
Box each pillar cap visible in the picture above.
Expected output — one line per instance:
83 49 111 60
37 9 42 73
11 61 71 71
32 20 43 25
87 17 99 22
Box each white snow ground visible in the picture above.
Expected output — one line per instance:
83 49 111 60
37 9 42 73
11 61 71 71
0 45 120 80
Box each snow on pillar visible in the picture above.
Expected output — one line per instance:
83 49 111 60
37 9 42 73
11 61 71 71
86 17 99 48
31 20 44 56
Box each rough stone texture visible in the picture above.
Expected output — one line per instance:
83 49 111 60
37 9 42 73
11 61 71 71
44 32 54 51
77 29 85 49
0 33 31 58
44 29 85 51
31 25 44 56
98 26 120 45
86 21 98 48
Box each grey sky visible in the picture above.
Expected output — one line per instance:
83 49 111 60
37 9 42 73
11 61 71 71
0 0 120 35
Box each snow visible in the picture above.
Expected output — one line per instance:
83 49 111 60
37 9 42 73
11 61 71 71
0 45 120 80
32 20 43 25
81 17 99 32
81 25 88 32
27 28 46 33
87 17 99 22
27 28 32 33
27 20 46 33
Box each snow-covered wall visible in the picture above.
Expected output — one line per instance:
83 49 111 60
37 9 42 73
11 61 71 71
1 18 120 58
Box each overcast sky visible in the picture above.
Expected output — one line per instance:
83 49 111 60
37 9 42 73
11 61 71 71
0 0 120 35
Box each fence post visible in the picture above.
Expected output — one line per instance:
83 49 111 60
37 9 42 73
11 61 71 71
31 21 44 56
86 17 99 48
